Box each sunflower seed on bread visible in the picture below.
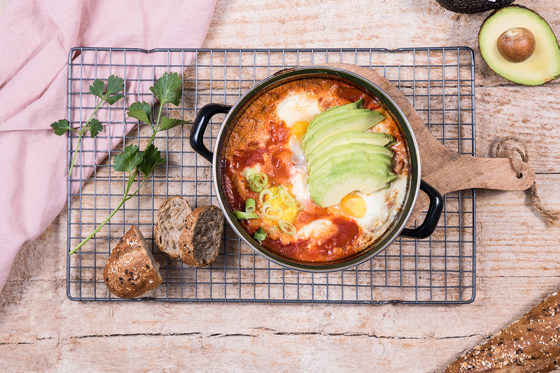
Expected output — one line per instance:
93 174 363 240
103 225 162 299
445 290 560 373
179 205 224 267
154 196 192 258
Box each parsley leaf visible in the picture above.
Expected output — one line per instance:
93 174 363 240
89 119 103 138
51 119 71 136
159 116 188 131
113 144 143 173
149 72 182 106
127 101 152 124
88 76 124 105
89 79 105 99
105 94 124 105
137 144 166 177
105 75 124 97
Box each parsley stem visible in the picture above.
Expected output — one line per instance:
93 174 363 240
68 134 83 178
68 98 105 177
69 112 158 255
69 169 140 255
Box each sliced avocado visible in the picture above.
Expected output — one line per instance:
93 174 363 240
309 161 396 207
305 99 363 134
307 152 393 187
302 110 386 154
479 5 560 86
306 131 394 164
302 108 374 149
308 143 393 174
436 0 514 14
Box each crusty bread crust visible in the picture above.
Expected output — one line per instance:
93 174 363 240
179 205 224 267
445 291 560 373
103 225 162 299
154 196 192 258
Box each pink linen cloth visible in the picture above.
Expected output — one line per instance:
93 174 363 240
0 0 217 294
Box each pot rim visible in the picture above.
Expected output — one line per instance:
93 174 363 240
211 66 421 272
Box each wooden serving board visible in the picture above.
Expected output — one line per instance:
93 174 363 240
326 63 535 225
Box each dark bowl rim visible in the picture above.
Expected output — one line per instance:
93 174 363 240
211 65 421 273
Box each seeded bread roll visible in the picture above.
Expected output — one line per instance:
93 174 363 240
445 291 560 373
154 196 192 258
103 225 162 299
179 205 224 267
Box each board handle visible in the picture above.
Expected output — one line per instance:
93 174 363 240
426 153 535 195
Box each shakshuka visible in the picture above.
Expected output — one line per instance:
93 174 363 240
221 77 410 262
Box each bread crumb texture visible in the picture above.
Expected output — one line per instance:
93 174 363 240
103 225 162 299
445 292 560 373
180 205 224 267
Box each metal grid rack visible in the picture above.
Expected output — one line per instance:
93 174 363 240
66 47 476 304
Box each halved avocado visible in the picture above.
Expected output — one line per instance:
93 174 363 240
479 5 560 86
436 0 514 14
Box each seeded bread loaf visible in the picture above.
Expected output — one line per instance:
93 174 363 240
445 291 560 373
103 225 162 298
154 196 192 258
179 205 224 267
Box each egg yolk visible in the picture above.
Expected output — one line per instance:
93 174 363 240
262 186 299 224
341 192 367 218
291 121 309 139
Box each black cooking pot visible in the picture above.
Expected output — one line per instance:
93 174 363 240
190 66 443 272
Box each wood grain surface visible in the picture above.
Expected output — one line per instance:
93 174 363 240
2 1 560 372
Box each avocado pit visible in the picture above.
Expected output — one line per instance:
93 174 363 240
497 27 536 63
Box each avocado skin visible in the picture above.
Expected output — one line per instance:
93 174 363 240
478 5 560 86
436 0 514 14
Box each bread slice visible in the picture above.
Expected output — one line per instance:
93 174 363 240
179 205 224 267
445 290 560 373
154 196 192 258
103 225 162 299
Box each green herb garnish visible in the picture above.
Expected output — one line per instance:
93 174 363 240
68 72 189 255
233 199 258 220
254 227 267 244
51 75 125 177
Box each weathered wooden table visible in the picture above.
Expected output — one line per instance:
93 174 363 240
2 1 560 371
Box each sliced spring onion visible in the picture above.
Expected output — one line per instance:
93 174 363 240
262 202 283 221
279 188 294 205
254 227 267 244
279 219 297 236
278 187 304 210
274 185 285 196
268 226 278 234
248 172 268 192
259 188 273 205
245 198 256 213
244 168 258 178
233 211 259 220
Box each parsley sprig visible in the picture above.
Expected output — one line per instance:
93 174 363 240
68 72 188 255
51 75 125 177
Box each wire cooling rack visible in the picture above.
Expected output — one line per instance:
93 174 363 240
66 47 476 304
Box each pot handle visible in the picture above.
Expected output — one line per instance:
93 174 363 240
190 103 232 162
400 180 443 239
